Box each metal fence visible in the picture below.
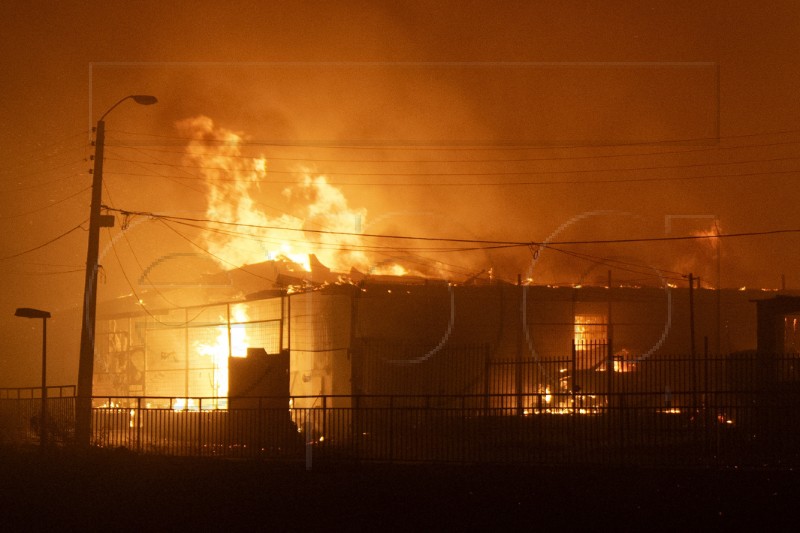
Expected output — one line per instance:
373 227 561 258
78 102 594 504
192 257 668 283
80 389 799 468
0 386 76 446
2 355 800 468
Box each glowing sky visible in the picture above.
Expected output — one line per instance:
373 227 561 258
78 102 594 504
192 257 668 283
2 1 800 386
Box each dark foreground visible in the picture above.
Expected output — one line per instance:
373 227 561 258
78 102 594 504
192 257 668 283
1 446 798 531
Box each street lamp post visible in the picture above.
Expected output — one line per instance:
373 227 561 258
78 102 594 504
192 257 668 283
76 95 157 447
15 307 51 447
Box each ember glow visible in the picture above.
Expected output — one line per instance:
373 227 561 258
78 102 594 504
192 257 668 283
172 398 197 412
574 315 607 347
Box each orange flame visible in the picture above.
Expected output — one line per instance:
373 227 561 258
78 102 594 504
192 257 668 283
192 305 250 402
177 116 388 275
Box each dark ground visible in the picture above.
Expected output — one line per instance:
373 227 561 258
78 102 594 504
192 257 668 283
1 446 798 531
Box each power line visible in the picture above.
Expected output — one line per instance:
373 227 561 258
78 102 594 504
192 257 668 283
4 172 89 193
105 226 217 326
162 207 489 279
101 206 800 248
547 229 799 246
104 154 800 178
543 245 686 282
159 212 690 283
158 219 278 284
0 185 91 220
163 219 505 281
15 261 84 268
107 127 800 150
0 130 89 168
102 166 800 188
0 220 88 260
112 214 699 287
166 217 509 254
101 183 190 310
0 268 84 276
101 187 237 323
104 146 207 196
0 158 88 183
108 137 800 164
107 207 525 246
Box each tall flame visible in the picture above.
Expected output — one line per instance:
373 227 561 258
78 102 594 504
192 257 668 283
177 116 373 273
171 117 415 406
191 305 250 404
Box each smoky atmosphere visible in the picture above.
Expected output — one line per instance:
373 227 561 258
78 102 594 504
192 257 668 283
3 1 799 387
5 2 800 529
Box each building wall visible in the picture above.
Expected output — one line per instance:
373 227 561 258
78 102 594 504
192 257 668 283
93 282 770 404
288 290 353 409
350 282 766 402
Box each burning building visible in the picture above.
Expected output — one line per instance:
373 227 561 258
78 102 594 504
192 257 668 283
83 117 800 459
93 262 771 409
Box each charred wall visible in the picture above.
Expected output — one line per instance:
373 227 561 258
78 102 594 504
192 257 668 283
349 282 766 400
93 281 770 403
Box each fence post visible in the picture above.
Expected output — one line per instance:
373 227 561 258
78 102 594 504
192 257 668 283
322 395 328 446
571 340 577 416
258 396 263 459
460 394 466 462
607 337 614 435
198 398 203 457
353 394 360 461
571 340 577 462
483 346 491 416
136 396 142 452
704 336 711 465
305 411 312 471
389 395 394 463
618 392 625 466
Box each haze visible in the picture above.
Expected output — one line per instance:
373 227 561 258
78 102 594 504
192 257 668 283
2 1 799 387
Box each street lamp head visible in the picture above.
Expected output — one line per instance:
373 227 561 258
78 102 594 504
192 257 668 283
15 308 51 319
132 95 158 106
98 94 159 122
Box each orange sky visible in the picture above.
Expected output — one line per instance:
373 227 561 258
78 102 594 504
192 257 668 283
1 0 800 386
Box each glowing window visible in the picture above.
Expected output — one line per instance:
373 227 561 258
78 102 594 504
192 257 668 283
574 314 607 349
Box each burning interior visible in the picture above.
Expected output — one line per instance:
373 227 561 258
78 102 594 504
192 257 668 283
86 117 800 454
94 270 769 413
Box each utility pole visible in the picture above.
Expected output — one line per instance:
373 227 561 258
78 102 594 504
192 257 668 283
75 95 157 447
75 119 113 447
